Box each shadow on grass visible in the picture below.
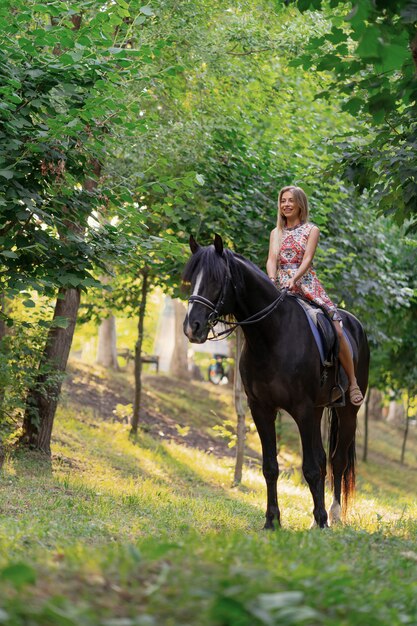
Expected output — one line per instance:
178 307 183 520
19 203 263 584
46 415 268 535
3 447 53 477
128 434 269 531
355 420 417 505
64 364 262 461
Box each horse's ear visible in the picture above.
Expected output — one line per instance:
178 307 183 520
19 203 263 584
213 234 223 255
189 235 200 254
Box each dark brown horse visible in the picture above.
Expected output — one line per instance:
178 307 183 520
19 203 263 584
183 235 369 529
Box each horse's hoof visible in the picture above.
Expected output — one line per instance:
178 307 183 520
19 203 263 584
329 501 342 526
262 518 281 531
310 520 329 530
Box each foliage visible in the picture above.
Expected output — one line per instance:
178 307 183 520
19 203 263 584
0 0 161 429
314 189 414 344
293 0 417 227
378 240 417 394
1 0 416 435
0 0 147 295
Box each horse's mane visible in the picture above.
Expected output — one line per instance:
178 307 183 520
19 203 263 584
233 252 270 283
182 245 267 290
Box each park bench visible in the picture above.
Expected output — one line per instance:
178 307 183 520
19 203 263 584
117 349 159 372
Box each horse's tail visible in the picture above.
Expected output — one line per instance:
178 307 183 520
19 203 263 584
342 436 356 519
328 408 356 519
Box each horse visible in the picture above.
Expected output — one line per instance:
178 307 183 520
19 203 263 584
182 234 369 529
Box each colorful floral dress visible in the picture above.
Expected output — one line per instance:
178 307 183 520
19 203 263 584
277 222 339 319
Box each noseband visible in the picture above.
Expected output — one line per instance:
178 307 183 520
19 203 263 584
187 260 287 340
188 267 231 331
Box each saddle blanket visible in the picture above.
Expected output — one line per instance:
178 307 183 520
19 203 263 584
293 297 353 366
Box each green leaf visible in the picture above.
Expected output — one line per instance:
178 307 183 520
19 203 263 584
0 170 14 179
0 563 37 588
22 299 36 308
328 28 347 45
376 44 411 73
341 97 365 115
40 604 79 626
0 250 18 258
51 316 70 329
140 5 154 16
297 0 323 10
316 54 343 71
356 26 380 59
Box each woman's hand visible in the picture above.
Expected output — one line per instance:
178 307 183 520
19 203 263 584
287 277 297 291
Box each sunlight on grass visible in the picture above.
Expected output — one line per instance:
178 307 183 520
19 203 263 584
1 368 417 625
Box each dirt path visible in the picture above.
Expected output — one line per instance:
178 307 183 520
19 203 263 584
63 363 254 460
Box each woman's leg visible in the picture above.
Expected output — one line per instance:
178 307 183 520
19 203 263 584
333 321 363 405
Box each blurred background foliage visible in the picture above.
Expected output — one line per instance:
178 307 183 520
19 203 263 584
0 0 416 444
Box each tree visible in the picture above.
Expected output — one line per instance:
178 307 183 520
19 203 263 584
0 0 160 452
111 0 415 442
96 315 119 370
2 0 414 458
293 0 417 228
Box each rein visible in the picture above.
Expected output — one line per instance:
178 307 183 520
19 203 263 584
188 265 288 340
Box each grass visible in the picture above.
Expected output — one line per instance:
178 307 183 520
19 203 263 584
0 365 416 626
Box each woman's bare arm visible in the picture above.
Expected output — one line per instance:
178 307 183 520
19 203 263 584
266 228 278 280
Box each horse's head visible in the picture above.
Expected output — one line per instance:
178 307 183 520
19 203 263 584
182 234 232 343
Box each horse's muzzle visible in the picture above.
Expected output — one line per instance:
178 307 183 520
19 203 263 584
183 315 209 343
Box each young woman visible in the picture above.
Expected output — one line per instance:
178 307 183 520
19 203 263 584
266 185 363 406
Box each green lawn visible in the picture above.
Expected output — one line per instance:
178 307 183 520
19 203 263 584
0 366 416 626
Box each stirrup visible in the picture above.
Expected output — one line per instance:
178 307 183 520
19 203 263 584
329 384 345 408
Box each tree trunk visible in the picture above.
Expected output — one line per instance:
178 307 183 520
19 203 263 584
233 328 246 486
170 299 190 380
18 12 100 454
386 399 404 426
362 388 371 463
20 156 99 453
368 388 383 420
400 392 410 465
131 270 149 435
0 293 6 409
21 288 81 454
96 314 119 370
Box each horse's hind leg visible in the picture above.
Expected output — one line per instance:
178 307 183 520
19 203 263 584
328 406 357 525
250 400 280 530
296 407 328 529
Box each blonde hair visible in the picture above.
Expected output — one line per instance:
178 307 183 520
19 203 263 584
274 185 309 256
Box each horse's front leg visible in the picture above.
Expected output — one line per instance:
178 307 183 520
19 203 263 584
295 406 328 529
250 400 280 530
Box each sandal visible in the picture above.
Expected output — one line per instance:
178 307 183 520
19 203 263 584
349 384 364 406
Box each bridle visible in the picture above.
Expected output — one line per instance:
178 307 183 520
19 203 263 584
188 263 233 337
187 259 288 340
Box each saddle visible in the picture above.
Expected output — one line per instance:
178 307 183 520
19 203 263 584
291 295 350 407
